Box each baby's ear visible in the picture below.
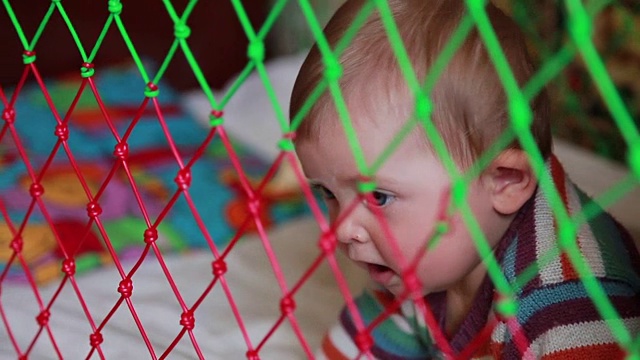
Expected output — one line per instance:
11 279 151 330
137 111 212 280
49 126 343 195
482 149 536 215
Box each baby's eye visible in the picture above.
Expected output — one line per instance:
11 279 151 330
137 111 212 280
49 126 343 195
365 190 395 208
312 184 336 200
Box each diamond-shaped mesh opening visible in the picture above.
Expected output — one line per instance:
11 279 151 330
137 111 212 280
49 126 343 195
1 0 639 359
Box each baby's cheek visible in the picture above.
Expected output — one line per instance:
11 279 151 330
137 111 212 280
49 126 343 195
416 257 461 291
416 239 477 285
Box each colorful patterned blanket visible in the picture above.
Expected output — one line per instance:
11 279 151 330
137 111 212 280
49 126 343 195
0 63 307 284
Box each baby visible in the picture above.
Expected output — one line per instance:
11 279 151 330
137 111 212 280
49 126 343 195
289 0 640 358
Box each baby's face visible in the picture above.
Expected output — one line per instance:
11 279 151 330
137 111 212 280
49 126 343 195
295 112 503 297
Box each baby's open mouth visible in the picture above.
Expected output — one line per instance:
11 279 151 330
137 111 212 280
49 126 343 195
366 263 395 285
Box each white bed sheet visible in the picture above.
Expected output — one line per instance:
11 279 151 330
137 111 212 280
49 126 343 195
0 217 367 359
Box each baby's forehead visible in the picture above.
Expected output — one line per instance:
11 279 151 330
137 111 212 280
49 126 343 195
333 82 413 125
299 103 428 161
293 71 420 146
308 101 410 140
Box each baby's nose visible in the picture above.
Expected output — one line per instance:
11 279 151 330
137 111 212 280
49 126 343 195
334 212 367 245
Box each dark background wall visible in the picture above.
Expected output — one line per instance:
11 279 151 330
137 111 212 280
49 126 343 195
1 1 269 91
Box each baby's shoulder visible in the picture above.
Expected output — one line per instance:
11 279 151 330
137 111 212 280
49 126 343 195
489 264 640 357
497 187 640 327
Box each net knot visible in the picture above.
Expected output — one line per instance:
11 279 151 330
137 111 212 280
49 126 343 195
89 332 103 347
86 201 102 219
10 237 23 253
508 96 532 134
180 311 195 330
434 220 449 237
494 292 518 321
319 231 337 254
323 56 342 82
61 259 76 276
29 183 44 198
355 332 373 353
567 3 592 41
54 124 69 141
415 96 432 120
144 228 158 244
247 196 261 216
212 258 227 277
247 40 265 63
2 108 16 124
174 23 191 39
209 109 224 126
108 0 122 15
113 142 129 160
174 168 192 189
245 349 260 360
278 132 296 152
22 50 36 64
80 62 95 78
118 278 133 298
451 178 467 204
357 176 376 194
402 269 423 298
36 310 50 326
144 82 160 98
280 296 296 315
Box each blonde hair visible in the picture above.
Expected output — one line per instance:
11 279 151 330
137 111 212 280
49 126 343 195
289 0 551 169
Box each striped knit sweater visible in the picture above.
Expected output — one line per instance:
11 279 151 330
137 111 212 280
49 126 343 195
318 156 640 359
